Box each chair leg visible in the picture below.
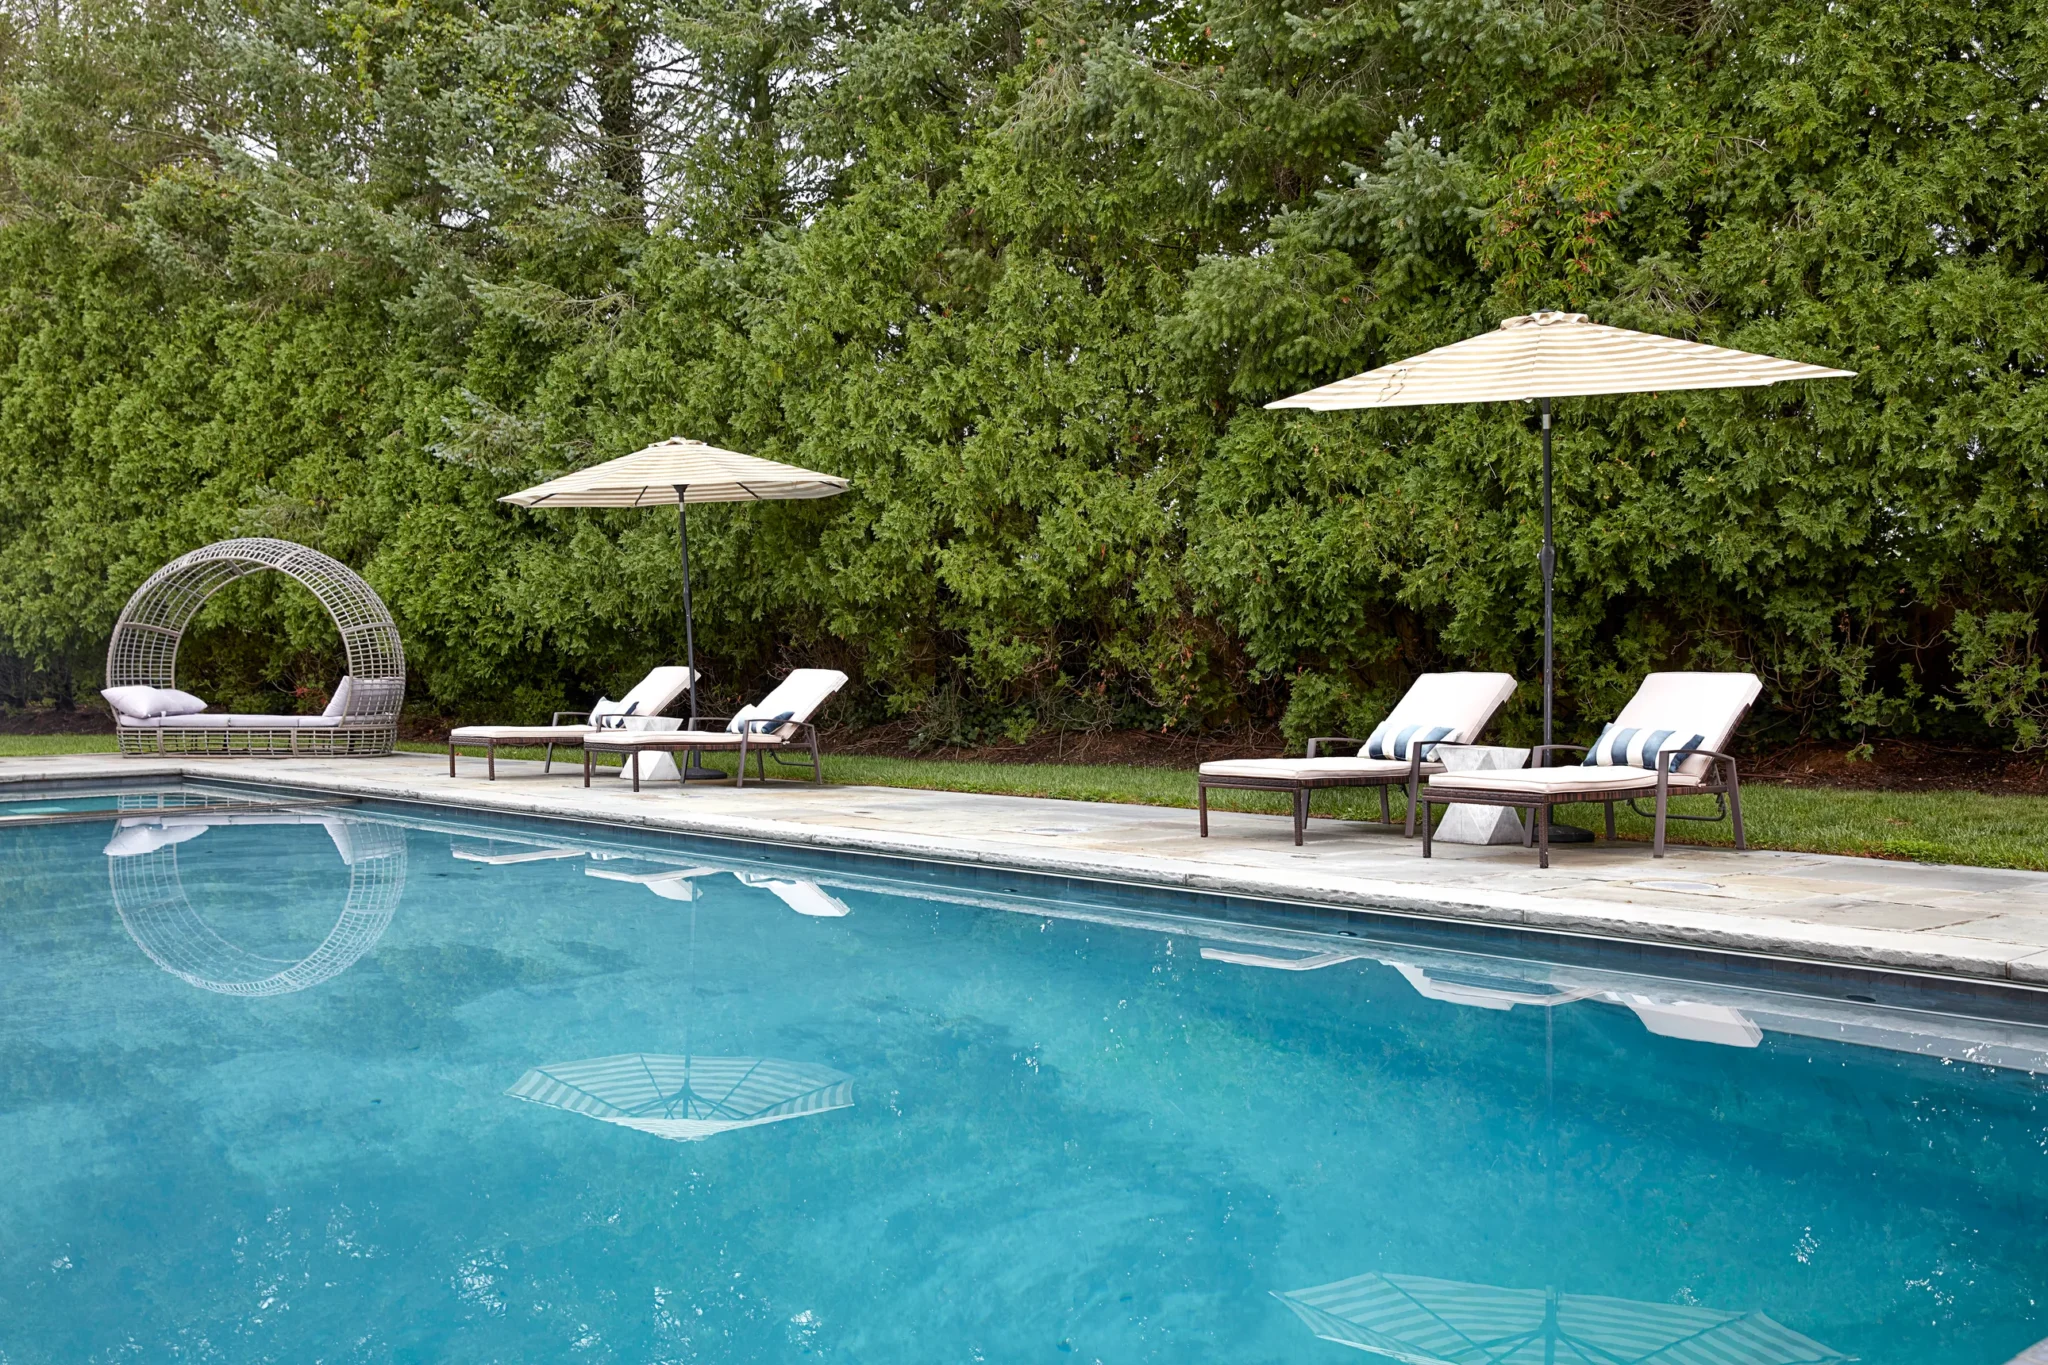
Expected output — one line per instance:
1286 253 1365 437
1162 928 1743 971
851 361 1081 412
1404 776 1418 837
582 749 591 788
1293 789 1307 846
1380 784 1391 825
487 743 495 781
1604 801 1616 839
810 731 824 784
1198 784 1209 837
736 738 749 787
1653 790 1668 857
448 741 455 778
631 752 643 793
1537 804 1550 870
1421 800 1434 858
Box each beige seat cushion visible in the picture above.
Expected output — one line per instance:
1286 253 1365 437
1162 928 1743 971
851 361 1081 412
1199 757 1430 781
586 728 788 748
450 724 596 742
1429 765 1703 794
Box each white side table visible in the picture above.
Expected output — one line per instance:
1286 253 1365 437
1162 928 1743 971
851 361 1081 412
1432 743 1530 844
604 716 682 783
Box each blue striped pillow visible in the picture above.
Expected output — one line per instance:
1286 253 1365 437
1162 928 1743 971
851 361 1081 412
1582 724 1705 773
1363 722 1455 762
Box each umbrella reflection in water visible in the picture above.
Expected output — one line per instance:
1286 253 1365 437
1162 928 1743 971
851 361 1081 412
507 1054 854 1142
510 856 854 1141
1275 1272 1849 1365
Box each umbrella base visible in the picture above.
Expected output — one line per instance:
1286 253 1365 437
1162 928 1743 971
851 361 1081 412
1547 822 1595 843
681 764 727 782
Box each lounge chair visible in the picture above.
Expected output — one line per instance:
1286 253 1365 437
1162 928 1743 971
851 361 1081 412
1419 671 1761 868
581 668 849 790
446 665 695 779
1195 672 1518 844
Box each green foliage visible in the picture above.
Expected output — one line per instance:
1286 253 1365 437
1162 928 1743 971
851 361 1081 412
0 0 2042 748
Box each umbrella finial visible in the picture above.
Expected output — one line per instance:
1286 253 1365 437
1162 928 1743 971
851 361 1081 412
1502 311 1591 328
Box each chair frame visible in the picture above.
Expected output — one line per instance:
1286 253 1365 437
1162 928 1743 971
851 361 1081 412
1197 737 1435 846
1420 743 1746 869
106 538 405 757
582 718 827 791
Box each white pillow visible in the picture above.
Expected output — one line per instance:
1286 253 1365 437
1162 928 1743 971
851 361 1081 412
101 685 207 719
724 703 762 734
322 676 354 718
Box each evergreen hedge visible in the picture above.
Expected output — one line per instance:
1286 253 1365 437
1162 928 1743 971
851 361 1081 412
0 0 2041 748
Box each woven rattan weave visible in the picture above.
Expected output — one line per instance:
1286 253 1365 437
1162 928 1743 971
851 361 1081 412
106 538 405 756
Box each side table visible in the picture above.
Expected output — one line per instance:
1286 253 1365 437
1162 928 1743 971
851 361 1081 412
1431 743 1530 844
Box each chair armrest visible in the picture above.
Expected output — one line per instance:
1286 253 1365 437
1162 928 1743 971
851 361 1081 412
1306 736 1367 758
551 711 591 725
1531 743 1590 768
1653 746 1739 777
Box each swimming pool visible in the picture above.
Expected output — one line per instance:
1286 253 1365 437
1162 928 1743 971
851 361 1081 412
2 787 2044 1362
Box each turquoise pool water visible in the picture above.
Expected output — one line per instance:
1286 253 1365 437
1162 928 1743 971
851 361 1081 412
2 796 2045 1363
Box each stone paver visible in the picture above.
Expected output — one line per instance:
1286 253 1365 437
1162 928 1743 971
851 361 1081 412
8 751 2048 986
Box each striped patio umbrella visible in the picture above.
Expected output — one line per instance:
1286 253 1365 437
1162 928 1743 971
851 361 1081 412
1269 312 1853 756
502 439 849 736
1273 1273 1849 1365
506 1054 854 1142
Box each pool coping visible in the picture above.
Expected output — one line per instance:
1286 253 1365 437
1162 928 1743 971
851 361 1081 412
9 754 2048 997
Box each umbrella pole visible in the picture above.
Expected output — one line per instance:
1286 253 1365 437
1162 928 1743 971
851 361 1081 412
675 487 698 725
1541 398 1554 751
1538 399 1592 840
673 488 723 781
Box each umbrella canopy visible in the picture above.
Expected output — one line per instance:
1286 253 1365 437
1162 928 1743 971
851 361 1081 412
1266 311 1854 410
507 1054 854 1142
1265 312 1854 757
500 438 848 507
500 438 850 739
1274 1272 1850 1365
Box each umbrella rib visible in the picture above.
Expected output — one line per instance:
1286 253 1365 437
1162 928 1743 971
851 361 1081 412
1378 1278 1495 1355
703 1058 769 1118
1627 1313 1792 1365
536 1073 622 1113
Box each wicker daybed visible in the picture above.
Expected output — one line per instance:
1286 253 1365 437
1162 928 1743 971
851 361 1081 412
105 537 406 757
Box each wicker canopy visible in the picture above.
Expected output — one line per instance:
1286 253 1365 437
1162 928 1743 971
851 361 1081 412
105 537 406 756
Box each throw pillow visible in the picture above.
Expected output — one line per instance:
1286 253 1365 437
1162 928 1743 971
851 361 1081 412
1582 724 1705 772
1362 721 1455 762
101 685 208 719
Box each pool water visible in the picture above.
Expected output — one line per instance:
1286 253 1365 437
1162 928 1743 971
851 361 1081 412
2 798 2045 1363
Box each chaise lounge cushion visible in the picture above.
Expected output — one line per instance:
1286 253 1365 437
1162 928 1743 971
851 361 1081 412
451 724 603 743
588 727 790 749
1603 672 1760 779
1199 757 1430 782
1199 671 1517 781
1429 764 1702 794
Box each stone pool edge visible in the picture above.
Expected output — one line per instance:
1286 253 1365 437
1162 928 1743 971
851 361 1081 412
8 755 2048 990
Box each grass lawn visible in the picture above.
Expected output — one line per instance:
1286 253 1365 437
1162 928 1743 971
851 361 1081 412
6 732 2044 871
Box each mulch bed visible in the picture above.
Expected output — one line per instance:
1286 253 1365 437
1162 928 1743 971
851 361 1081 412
10 708 2045 795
